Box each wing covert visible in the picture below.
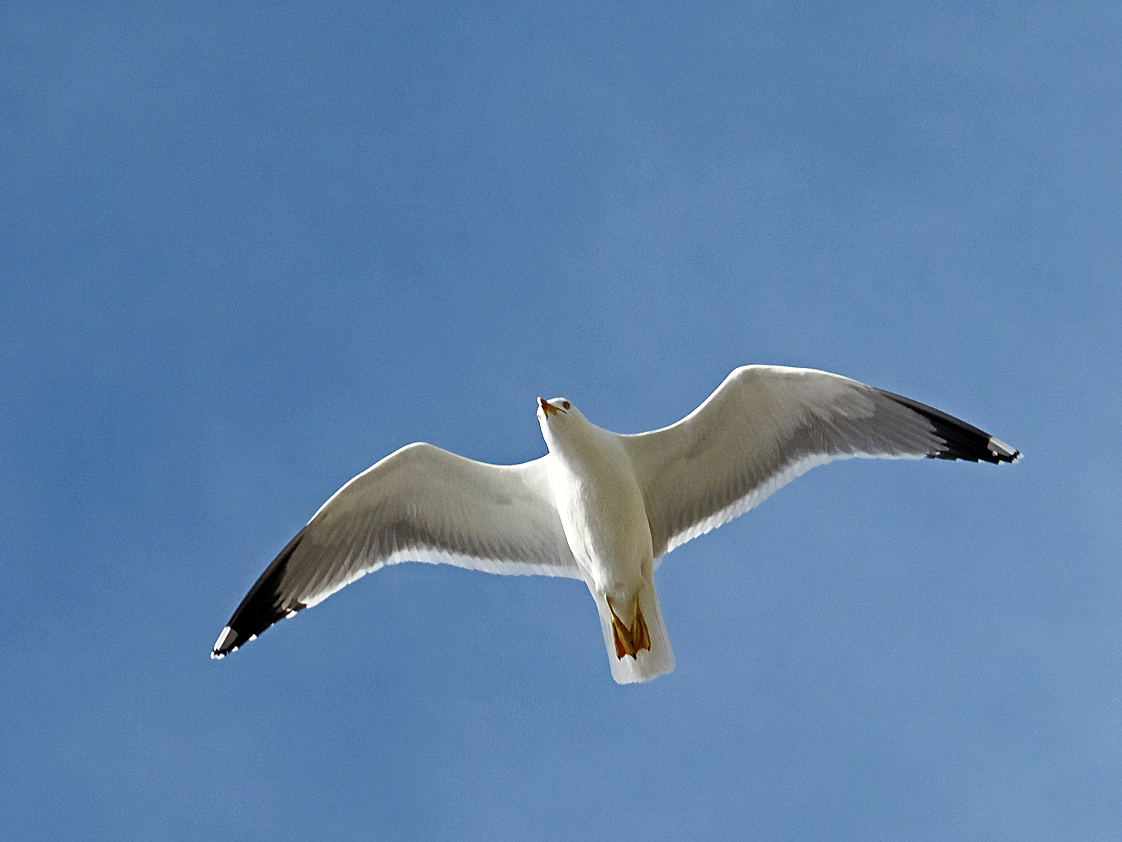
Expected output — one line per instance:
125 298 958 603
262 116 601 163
212 444 578 658
622 366 1019 558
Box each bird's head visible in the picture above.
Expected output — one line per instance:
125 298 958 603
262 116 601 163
536 397 588 445
537 396 571 417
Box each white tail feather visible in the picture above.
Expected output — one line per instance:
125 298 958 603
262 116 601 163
591 580 675 684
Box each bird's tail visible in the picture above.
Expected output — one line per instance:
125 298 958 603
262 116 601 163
592 580 675 684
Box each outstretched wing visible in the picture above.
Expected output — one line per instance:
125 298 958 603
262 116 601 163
622 365 1020 559
212 443 578 658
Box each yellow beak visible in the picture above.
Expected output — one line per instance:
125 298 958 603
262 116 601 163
538 397 558 417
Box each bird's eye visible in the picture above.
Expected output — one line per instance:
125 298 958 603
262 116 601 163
562 401 571 410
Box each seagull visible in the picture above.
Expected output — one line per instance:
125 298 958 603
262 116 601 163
211 365 1020 683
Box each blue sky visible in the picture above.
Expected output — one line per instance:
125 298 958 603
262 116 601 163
3 2 1120 839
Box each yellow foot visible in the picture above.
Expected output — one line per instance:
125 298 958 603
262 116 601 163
607 595 652 659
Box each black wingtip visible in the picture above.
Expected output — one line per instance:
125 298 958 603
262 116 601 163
211 529 309 659
879 390 1021 465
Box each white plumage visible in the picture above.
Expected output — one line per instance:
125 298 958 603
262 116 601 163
212 365 1020 684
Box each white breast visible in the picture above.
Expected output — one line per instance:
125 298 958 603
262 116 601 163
543 419 653 594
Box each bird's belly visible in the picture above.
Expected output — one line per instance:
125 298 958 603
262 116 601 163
555 478 652 594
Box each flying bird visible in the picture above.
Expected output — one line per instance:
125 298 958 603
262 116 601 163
212 365 1020 683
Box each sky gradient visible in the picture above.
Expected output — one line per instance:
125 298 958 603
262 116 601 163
3 2 1120 840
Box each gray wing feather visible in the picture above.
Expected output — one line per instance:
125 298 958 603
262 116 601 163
622 366 1019 559
212 443 577 657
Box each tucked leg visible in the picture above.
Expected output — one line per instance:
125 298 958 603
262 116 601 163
607 595 652 659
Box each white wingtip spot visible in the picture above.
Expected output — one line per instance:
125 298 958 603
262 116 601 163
212 626 236 658
988 436 1022 462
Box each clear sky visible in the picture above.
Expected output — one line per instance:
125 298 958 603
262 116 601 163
3 2 1120 840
